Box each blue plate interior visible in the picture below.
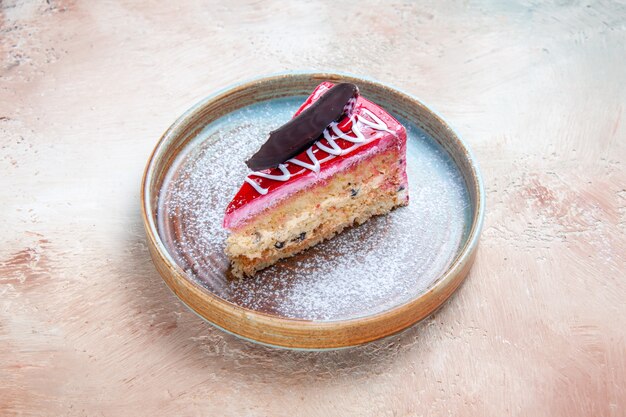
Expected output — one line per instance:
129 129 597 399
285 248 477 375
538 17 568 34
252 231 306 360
158 96 472 322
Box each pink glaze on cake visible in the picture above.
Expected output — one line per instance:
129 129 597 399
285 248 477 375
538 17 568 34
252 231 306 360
223 82 408 230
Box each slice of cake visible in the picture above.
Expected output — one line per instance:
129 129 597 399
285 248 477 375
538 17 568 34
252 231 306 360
223 82 409 277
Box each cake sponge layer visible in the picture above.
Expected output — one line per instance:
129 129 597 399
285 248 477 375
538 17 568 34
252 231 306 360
226 148 408 278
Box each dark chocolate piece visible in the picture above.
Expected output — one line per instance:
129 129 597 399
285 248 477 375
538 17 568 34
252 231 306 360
245 83 360 171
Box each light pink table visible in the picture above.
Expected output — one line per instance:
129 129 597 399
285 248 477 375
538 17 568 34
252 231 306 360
1 1 624 415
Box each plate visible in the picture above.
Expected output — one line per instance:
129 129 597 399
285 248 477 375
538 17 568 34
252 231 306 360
141 72 484 349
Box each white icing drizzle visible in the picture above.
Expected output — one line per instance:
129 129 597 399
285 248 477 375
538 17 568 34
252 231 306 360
246 109 393 195
288 147 320 173
244 164 290 195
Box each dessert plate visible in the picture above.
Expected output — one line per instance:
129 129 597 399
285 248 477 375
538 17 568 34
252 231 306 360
141 72 484 349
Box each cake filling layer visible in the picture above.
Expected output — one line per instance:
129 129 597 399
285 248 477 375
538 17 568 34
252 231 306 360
226 149 408 278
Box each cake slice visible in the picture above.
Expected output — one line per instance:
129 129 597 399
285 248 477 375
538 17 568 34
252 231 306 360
223 82 409 278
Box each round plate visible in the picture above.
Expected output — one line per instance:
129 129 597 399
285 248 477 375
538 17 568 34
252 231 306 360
141 72 484 349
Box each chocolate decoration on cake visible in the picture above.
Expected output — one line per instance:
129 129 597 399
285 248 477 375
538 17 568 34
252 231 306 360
245 82 360 171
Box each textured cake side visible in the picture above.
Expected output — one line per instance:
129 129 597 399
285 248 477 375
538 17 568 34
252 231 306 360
226 148 408 277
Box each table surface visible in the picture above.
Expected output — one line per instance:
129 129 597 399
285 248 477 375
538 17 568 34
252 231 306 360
1 1 625 416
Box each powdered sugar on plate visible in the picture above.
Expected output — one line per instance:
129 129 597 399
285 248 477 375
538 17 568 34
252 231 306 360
158 97 471 321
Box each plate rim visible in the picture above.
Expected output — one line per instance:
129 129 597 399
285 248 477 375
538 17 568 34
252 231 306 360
141 71 485 349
